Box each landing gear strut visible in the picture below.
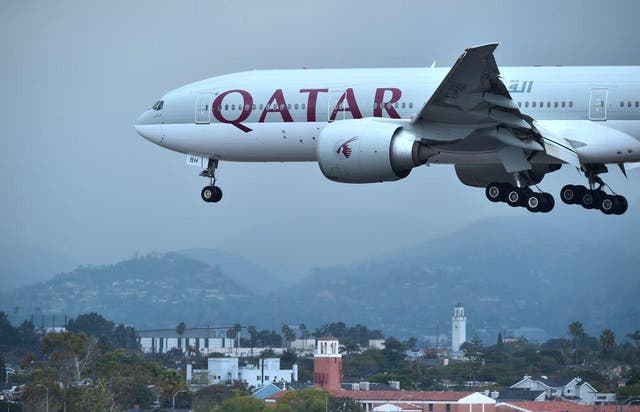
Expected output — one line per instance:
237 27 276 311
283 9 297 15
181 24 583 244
485 182 555 213
560 165 628 215
200 159 223 203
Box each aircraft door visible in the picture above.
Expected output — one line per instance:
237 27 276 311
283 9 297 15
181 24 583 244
589 89 608 121
195 93 213 124
328 89 346 122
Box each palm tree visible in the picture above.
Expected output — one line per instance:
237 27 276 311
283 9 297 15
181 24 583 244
600 329 615 354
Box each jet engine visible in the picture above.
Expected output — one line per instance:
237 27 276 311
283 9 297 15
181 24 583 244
455 163 561 187
316 119 433 183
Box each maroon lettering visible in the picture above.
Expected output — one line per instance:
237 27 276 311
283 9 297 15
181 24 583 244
299 88 328 122
373 88 402 118
259 89 293 123
329 88 362 121
212 89 253 132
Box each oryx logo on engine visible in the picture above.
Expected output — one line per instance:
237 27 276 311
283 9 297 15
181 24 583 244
336 137 358 159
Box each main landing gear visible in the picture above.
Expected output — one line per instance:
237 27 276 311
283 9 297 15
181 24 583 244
200 159 223 203
559 185 627 215
486 182 555 213
559 165 628 215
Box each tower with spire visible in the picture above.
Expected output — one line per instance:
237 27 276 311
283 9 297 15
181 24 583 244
451 303 467 353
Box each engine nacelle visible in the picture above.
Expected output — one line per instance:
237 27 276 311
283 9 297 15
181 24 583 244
317 119 432 183
455 163 561 187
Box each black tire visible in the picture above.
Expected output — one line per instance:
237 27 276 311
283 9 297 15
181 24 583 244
613 195 628 215
580 190 597 209
211 186 223 203
506 187 524 207
201 186 215 202
541 193 555 213
599 195 616 215
486 182 508 202
525 193 545 213
560 185 577 204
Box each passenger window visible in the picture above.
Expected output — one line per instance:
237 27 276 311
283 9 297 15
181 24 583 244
245 104 250 111
402 102 406 109
554 101 558 108
547 102 551 108
294 103 299 110
302 103 306 110
409 102 413 108
517 102 522 107
287 104 291 110
569 101 574 108
636 101 639 108
225 104 229 111
373 103 378 109
252 104 256 110
394 102 399 108
539 101 543 107
532 102 536 108
561 101 566 108
620 101 624 108
280 104 285 110
525 101 529 108
259 104 263 110
628 101 632 108
231 104 236 110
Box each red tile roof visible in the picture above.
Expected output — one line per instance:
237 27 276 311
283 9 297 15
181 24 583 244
331 390 474 402
498 401 640 412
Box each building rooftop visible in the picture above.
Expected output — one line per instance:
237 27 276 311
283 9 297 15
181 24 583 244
497 388 546 401
497 401 640 412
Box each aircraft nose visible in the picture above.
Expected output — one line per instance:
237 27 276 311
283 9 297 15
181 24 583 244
135 111 157 143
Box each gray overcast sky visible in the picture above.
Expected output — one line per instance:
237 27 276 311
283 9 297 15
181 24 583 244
1 0 640 280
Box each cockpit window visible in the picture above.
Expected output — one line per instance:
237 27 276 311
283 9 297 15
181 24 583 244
151 100 164 111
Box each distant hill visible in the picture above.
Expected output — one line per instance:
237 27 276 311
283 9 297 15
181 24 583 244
177 248 280 295
2 210 639 341
0 253 250 328
256 209 640 342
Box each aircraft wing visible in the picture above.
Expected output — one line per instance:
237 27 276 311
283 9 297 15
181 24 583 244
413 43 578 171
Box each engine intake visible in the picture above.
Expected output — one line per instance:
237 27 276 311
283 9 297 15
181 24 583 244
317 119 432 183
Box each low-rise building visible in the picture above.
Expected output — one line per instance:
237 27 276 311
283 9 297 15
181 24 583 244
205 357 298 388
509 375 615 405
138 329 235 355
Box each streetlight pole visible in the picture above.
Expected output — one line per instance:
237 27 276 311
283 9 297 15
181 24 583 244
172 389 188 410
34 384 48 412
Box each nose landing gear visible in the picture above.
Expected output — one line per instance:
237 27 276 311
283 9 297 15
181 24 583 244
200 159 223 203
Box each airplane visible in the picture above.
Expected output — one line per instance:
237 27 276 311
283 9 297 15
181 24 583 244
135 43 640 215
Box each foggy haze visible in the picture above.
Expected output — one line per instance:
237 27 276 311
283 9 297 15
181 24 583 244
1 0 640 283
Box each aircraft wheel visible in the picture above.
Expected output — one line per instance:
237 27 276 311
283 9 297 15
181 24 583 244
201 186 215 202
211 186 223 203
613 195 628 215
580 190 598 209
599 195 616 215
541 193 555 213
486 182 508 203
506 187 528 208
560 185 578 204
525 193 545 213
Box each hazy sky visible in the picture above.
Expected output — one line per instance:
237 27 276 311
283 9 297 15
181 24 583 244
1 0 640 280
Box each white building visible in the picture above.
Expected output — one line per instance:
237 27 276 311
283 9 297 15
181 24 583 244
451 303 467 353
138 329 235 355
510 375 616 405
206 357 298 388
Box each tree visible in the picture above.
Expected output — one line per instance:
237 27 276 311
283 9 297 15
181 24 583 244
600 329 616 355
192 384 236 412
282 324 296 347
219 396 267 412
627 330 640 348
299 323 309 340
67 379 116 412
569 321 586 345
176 322 186 337
274 389 328 412
382 338 406 371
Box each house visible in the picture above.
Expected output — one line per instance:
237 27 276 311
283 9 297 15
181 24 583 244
137 328 235 355
509 375 615 405
494 388 546 402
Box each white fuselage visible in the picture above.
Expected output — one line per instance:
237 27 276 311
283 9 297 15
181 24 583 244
135 66 640 166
